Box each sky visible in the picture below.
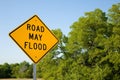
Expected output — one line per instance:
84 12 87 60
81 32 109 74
0 0 120 64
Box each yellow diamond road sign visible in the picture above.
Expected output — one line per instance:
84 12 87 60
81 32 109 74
9 15 59 63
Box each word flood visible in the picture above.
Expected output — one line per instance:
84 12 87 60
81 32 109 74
24 42 47 50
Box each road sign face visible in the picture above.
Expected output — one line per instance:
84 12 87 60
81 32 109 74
9 15 59 63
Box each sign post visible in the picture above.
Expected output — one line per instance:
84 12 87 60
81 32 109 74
9 15 59 79
33 63 36 80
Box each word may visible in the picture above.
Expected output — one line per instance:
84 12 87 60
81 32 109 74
29 33 42 41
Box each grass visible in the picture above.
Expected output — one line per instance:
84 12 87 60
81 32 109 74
0 79 42 80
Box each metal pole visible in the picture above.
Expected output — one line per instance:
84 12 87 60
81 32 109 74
33 63 36 80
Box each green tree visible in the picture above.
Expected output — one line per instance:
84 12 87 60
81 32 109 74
108 3 120 25
66 3 120 80
0 63 11 78
10 63 19 78
10 61 32 78
37 29 67 80
36 3 120 80
105 3 120 79
66 8 108 80
18 61 32 78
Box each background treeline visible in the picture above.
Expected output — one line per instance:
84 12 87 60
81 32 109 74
0 61 32 78
0 3 120 80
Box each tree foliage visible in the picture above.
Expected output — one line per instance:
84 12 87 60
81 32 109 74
36 3 120 80
0 63 11 78
0 61 32 78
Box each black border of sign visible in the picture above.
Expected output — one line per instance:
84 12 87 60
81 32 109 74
9 15 59 64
